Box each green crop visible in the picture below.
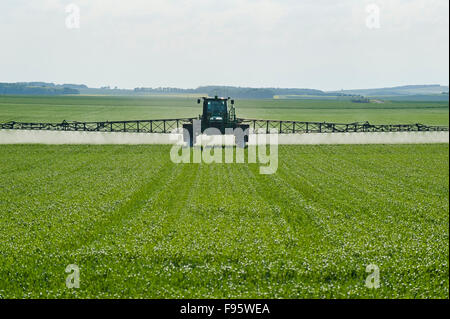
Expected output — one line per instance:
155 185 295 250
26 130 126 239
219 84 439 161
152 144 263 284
0 95 448 125
0 144 448 298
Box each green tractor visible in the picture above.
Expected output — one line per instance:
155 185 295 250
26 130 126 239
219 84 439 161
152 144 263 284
182 96 249 147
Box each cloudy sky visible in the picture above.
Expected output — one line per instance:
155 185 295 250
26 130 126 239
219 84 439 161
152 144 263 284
0 0 448 90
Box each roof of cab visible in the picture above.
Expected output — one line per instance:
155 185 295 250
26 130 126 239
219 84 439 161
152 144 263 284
202 96 230 101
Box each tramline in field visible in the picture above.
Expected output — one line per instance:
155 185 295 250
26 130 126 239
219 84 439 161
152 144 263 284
1 96 448 145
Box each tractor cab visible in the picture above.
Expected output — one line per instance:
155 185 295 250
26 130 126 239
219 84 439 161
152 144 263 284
197 96 235 125
183 96 248 146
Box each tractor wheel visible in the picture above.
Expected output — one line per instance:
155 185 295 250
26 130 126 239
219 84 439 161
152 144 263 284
241 125 249 144
182 124 193 147
235 124 249 148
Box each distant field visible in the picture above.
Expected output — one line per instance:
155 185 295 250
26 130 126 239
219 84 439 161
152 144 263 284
0 144 448 298
0 95 448 125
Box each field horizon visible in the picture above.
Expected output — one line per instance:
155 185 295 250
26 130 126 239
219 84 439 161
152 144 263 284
0 95 448 126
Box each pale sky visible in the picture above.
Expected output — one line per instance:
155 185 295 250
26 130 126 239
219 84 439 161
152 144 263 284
0 0 448 90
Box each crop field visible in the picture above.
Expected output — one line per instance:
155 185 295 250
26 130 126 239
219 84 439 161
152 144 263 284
0 144 448 298
0 95 448 125
0 95 448 299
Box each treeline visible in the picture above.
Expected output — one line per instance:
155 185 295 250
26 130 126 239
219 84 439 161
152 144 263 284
134 85 343 99
2 83 361 99
0 82 81 95
351 96 371 103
